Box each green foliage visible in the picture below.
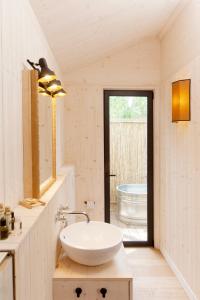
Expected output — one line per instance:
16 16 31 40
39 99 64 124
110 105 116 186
110 96 147 121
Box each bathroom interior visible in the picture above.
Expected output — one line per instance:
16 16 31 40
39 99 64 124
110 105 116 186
0 0 200 299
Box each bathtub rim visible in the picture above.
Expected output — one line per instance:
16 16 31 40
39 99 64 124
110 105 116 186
116 183 147 195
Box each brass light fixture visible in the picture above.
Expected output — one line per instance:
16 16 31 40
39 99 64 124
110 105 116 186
39 89 51 97
46 79 62 92
38 83 46 92
53 88 67 97
172 79 191 122
27 58 66 97
27 58 56 83
38 58 56 83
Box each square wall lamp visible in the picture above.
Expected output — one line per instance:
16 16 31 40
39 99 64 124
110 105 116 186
172 79 191 122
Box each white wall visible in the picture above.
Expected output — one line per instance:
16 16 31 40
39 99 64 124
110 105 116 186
63 37 161 241
160 1 200 299
0 0 65 208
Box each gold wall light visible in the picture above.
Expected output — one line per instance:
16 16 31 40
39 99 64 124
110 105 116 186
46 79 62 92
38 58 56 83
27 58 66 97
53 88 66 97
172 79 191 122
27 58 56 83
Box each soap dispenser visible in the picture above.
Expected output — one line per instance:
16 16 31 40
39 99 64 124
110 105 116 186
0 203 4 220
5 206 12 232
0 217 9 240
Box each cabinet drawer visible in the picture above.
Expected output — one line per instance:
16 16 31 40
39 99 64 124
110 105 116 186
53 279 132 300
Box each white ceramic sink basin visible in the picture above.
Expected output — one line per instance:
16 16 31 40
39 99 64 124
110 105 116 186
60 221 123 266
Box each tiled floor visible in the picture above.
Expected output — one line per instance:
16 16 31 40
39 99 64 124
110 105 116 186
110 203 147 241
125 248 189 300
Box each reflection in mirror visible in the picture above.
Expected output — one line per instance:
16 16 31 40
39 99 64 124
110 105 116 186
38 94 52 186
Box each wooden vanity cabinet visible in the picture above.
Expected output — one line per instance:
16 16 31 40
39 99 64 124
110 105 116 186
53 250 133 300
54 279 132 299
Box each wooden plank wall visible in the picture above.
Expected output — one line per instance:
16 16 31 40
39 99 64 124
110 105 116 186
0 0 5 204
63 39 161 245
64 86 105 221
160 1 200 298
15 168 75 300
0 0 64 208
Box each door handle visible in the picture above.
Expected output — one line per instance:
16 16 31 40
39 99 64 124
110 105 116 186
109 174 116 177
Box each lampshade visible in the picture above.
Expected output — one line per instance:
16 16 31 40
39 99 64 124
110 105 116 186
46 80 62 92
53 88 66 97
39 89 51 97
38 58 56 83
172 79 191 122
38 83 45 92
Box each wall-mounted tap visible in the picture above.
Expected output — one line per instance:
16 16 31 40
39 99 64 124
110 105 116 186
56 206 90 224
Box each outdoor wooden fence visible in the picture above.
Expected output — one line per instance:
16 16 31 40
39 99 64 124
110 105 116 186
110 121 147 203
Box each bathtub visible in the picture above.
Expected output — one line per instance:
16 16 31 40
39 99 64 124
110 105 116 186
116 184 147 225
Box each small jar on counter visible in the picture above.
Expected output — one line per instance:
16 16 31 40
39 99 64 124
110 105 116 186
5 206 12 232
11 211 15 231
0 203 4 220
0 217 9 240
14 216 22 236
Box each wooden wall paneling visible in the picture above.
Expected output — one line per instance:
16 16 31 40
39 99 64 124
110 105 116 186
1 0 24 207
14 168 75 300
160 55 200 298
0 0 64 208
64 86 105 220
15 235 32 300
63 39 160 241
0 1 5 204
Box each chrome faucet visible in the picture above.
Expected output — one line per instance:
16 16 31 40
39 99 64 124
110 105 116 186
65 211 90 223
56 206 90 224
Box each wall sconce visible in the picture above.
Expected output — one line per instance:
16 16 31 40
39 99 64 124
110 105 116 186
39 89 51 97
53 89 66 97
46 79 62 92
27 58 56 83
37 58 56 83
38 83 45 93
27 58 66 97
172 79 191 122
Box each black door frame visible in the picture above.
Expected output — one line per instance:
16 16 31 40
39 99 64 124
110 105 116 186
104 90 154 247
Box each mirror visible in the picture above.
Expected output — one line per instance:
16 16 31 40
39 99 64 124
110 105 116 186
38 94 53 185
22 69 56 199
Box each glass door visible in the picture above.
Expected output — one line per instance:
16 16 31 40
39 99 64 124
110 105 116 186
104 90 153 246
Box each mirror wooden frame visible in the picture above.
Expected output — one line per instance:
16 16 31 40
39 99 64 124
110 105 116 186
24 69 57 198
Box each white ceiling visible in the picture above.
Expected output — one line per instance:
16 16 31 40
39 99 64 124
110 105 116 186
30 0 181 73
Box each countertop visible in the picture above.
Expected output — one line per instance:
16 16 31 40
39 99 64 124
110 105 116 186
0 174 66 252
54 247 133 280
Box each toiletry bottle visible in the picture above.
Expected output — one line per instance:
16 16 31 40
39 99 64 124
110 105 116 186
0 217 9 240
11 211 15 231
14 216 22 235
5 206 11 232
0 204 4 221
